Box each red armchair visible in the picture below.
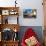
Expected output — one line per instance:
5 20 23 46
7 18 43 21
21 28 41 46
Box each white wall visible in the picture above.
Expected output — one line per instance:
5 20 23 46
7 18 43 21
0 0 44 26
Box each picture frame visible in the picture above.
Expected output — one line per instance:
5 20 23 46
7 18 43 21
2 10 9 15
23 9 37 18
9 10 17 15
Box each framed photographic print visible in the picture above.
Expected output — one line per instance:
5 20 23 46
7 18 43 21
9 10 17 15
2 10 9 15
9 10 15 15
23 9 37 18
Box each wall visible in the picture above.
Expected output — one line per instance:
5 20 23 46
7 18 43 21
0 0 44 26
0 0 44 44
18 0 44 26
18 26 44 44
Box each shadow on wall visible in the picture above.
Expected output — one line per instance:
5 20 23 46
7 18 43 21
18 26 44 44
